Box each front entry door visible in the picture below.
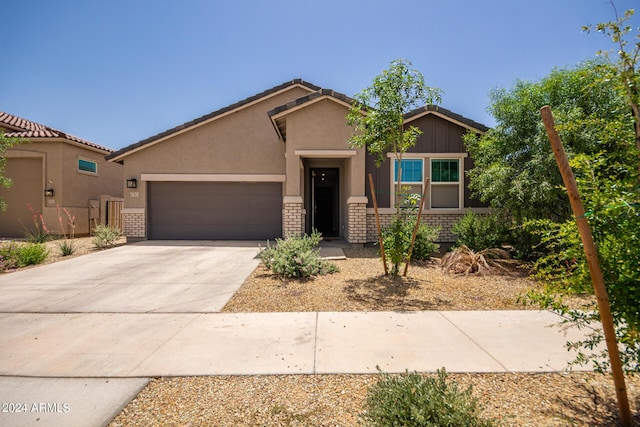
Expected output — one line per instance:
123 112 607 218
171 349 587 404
310 168 339 237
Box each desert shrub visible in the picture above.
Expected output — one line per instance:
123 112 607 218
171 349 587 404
15 243 48 267
0 243 20 271
412 222 441 261
451 210 506 252
260 231 338 278
381 215 440 274
441 245 511 276
92 225 122 248
360 368 494 427
55 239 76 257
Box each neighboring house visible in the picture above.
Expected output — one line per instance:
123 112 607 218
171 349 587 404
0 112 123 238
107 79 489 244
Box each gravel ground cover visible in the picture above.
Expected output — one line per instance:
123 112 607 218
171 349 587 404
11 241 634 425
108 246 640 426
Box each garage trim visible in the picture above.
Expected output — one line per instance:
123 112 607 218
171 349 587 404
141 173 285 182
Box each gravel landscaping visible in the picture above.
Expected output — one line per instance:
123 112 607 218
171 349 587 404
107 246 640 426
5 239 637 424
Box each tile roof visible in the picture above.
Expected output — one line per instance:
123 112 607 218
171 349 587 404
267 88 355 118
0 111 113 153
107 79 322 161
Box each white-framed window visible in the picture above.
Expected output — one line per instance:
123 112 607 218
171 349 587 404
393 158 424 206
78 158 98 175
389 153 466 209
430 158 461 208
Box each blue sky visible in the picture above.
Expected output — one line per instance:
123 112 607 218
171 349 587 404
2 0 638 150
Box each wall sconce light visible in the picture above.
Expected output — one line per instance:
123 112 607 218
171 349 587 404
44 189 54 197
126 179 137 189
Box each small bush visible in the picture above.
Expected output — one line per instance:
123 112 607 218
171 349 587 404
0 243 20 271
451 211 505 252
16 243 48 267
260 231 339 278
55 239 76 257
360 368 494 427
412 222 441 261
381 215 440 274
92 225 122 248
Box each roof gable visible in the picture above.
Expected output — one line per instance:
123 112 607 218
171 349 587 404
107 79 321 162
404 105 489 134
0 111 113 153
268 89 355 141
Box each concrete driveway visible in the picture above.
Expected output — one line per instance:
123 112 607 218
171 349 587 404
0 240 262 313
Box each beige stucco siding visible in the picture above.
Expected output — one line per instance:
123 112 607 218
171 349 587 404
1 141 122 236
121 87 311 209
283 98 366 198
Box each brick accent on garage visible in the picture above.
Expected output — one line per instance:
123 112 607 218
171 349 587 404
122 209 146 238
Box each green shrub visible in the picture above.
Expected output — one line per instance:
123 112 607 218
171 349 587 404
92 225 122 248
55 239 76 257
412 222 441 261
360 368 494 427
0 243 20 271
16 243 48 267
381 215 440 274
451 210 505 252
260 231 338 278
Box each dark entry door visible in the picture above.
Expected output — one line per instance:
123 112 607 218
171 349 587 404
310 168 339 237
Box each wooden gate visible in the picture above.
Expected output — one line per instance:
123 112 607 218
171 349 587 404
105 200 123 231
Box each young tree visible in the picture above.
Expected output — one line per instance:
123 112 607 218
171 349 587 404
0 131 24 211
583 2 640 177
346 59 442 275
347 59 442 214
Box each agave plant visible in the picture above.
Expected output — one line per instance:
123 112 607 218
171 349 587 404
441 245 511 276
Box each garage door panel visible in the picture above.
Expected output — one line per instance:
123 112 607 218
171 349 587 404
148 182 282 240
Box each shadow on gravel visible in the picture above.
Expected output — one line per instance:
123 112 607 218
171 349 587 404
343 275 446 311
547 377 640 426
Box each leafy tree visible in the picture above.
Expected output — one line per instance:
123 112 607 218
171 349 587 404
0 131 24 211
583 3 640 176
464 61 634 223
347 59 442 275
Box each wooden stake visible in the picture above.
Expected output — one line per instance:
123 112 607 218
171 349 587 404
403 177 430 277
369 173 388 275
540 106 632 427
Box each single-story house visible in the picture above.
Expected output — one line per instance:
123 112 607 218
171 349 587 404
107 79 489 244
0 112 123 237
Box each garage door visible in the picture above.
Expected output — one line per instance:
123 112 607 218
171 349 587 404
147 181 282 240
0 157 43 238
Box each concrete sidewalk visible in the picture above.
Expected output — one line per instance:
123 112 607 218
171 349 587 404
0 310 593 427
0 310 588 377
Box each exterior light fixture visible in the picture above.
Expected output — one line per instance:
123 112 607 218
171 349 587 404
126 179 137 189
44 189 54 197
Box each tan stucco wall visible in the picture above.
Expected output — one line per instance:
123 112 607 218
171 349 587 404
4 141 122 236
120 86 312 209
284 99 366 198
